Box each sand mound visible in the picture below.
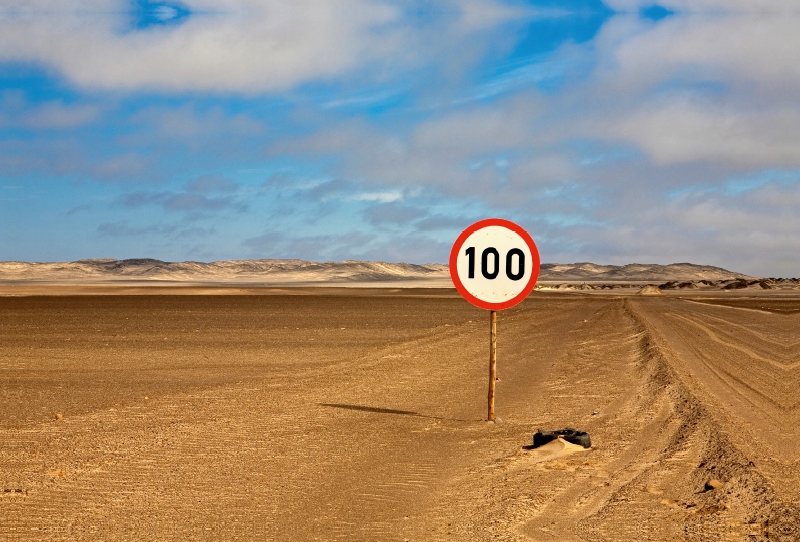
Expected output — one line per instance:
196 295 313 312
638 285 663 295
519 437 590 467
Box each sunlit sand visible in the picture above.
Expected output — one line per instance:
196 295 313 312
3 287 799 539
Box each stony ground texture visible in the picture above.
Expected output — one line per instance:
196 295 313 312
1 290 799 540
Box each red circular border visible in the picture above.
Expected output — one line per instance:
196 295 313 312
449 218 540 311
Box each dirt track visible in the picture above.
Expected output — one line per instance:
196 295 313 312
2 291 799 540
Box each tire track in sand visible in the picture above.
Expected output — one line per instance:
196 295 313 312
524 299 775 541
423 297 778 541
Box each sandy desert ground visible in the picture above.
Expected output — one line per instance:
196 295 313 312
2 288 800 540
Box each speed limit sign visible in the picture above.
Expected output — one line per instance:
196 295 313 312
449 218 540 421
449 218 540 310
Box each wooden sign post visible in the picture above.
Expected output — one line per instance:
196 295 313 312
488 309 497 421
450 219 540 421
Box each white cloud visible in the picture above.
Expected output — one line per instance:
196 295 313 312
611 14 800 96
609 100 800 168
0 0 524 92
574 12 800 168
663 183 800 275
0 0 398 92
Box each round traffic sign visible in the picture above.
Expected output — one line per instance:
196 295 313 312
449 218 540 310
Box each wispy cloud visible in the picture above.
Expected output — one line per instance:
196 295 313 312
98 221 214 238
353 191 404 203
66 204 92 216
414 214 473 232
363 202 423 226
118 175 246 213
0 91 101 129
98 222 179 237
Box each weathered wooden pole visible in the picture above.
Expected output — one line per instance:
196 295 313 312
488 309 497 421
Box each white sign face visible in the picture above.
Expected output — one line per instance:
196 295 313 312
450 219 540 310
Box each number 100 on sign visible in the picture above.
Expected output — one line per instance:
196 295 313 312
463 246 526 281
450 219 540 311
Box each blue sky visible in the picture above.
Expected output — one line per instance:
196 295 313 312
2 0 800 276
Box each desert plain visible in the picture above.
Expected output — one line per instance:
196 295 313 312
2 286 800 541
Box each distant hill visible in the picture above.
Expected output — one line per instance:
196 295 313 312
539 262 754 281
0 259 449 284
0 259 755 285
